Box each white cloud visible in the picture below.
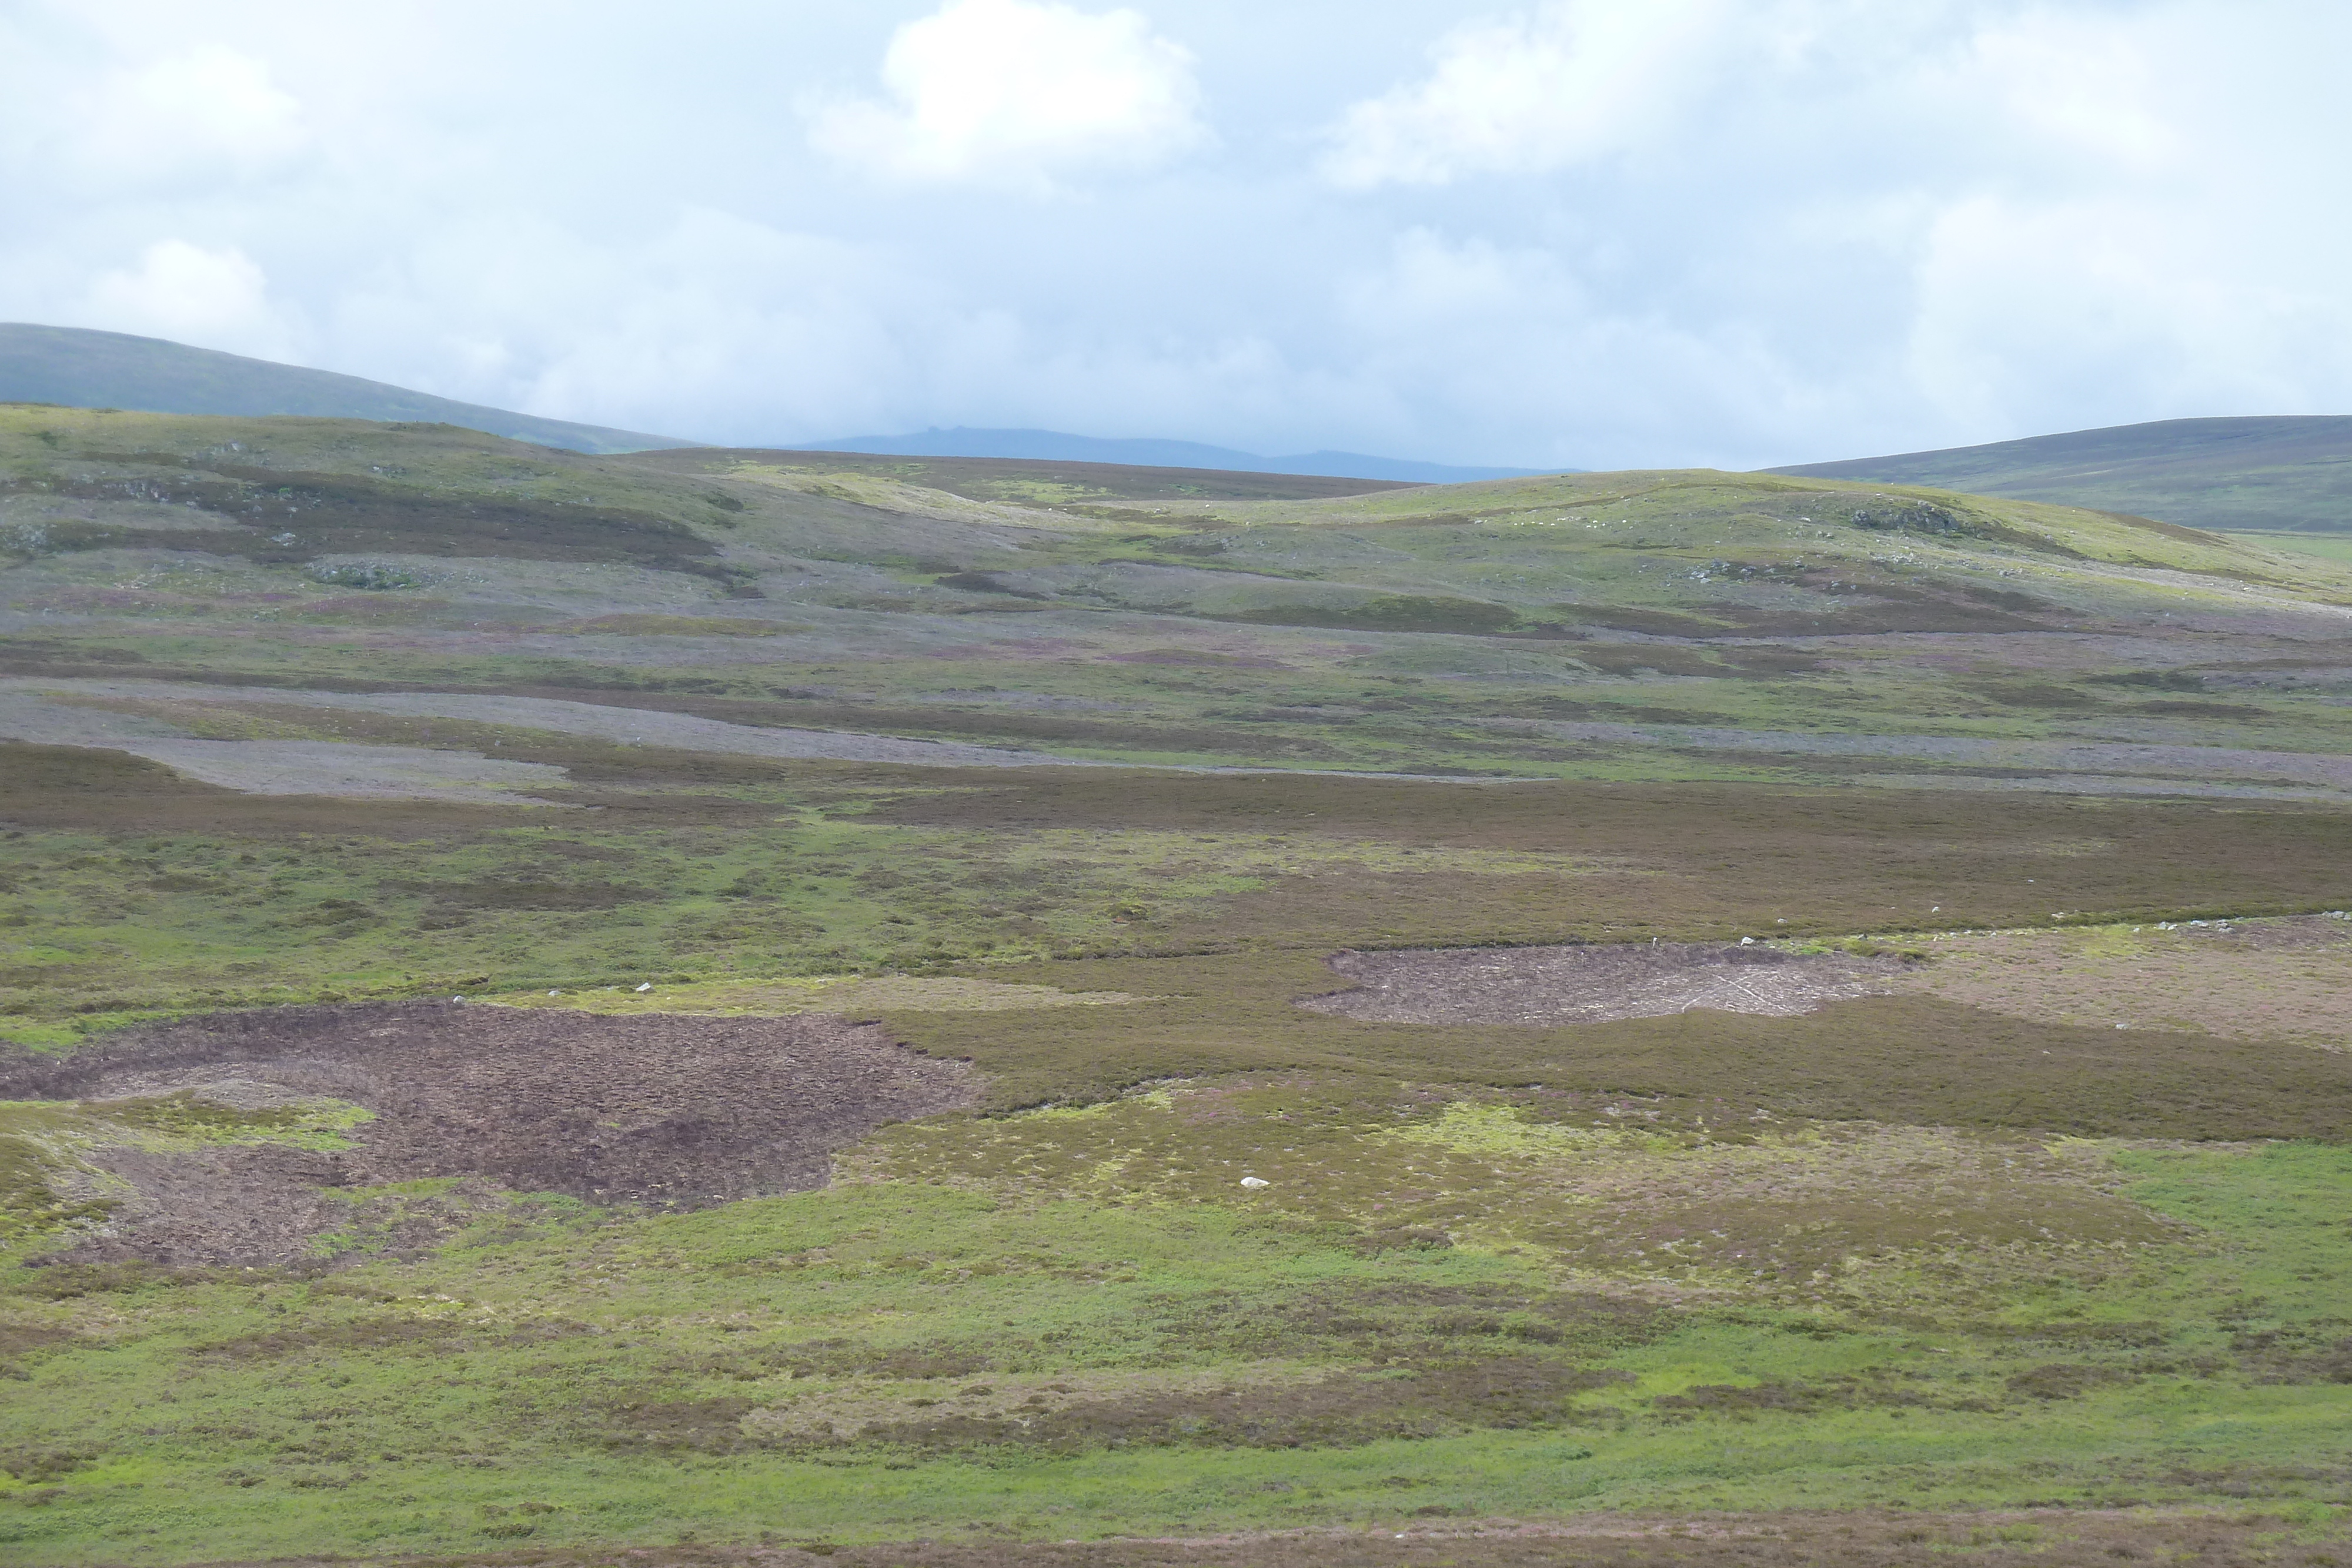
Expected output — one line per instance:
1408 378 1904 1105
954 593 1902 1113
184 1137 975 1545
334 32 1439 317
1905 194 2352 440
81 240 300 360
807 0 1207 190
1330 228 1800 468
1964 14 2177 176
74 44 308 181
5 1 2352 473
1319 0 1728 188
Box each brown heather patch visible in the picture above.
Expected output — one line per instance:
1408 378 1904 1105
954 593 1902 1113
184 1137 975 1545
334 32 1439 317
1145 1280 1671 1362
562 614 798 637
338 684 1361 759
841 1356 1633 1453
1644 1373 2006 1417
729 1364 1337 1450
186 1313 587 1361
0 1319 76 1379
596 1359 1633 1457
576 1395 764 1455
863 768 2352 941
201 1509 2352 1566
2229 1320 2352 1385
2 459 734 579
0 740 536 837
2003 1362 2143 1400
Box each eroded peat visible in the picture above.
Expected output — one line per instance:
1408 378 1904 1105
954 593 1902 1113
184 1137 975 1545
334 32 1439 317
0 1002 975 1264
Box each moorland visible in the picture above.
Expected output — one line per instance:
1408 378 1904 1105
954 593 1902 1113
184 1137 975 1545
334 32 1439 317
1774 414 2352 536
1 404 2350 1565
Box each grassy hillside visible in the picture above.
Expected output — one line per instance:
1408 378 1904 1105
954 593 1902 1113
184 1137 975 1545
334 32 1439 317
0 325 696 454
2 409 2351 1563
1769 415 2352 533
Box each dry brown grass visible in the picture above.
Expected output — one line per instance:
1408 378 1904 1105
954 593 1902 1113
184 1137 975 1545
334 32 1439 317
1890 915 2352 1049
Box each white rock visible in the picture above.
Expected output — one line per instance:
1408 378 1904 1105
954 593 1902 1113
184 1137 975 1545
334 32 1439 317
635 982 653 992
1238 1176 1270 1189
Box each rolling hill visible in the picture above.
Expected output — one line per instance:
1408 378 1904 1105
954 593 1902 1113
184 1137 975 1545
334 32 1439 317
5 408 2352 1561
4 406 2346 791
1769 414 2352 534
799 424 1556 483
0 322 697 454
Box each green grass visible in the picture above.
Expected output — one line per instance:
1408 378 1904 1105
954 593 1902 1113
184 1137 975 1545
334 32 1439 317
2236 530 2352 566
0 1093 372 1253
2 1141 2346 1559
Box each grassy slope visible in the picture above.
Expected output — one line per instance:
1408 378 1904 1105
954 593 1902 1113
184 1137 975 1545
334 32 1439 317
2240 531 2352 567
4 1129 2347 1559
0 327 695 453
3 410 2352 1559
1768 415 2352 534
8 406 2350 783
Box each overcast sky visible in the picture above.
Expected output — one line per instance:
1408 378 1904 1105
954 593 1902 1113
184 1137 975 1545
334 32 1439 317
4 1 2348 469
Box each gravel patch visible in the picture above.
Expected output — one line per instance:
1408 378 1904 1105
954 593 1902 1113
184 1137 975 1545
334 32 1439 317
1301 942 1909 1027
0 691 572 803
0 678 1100 770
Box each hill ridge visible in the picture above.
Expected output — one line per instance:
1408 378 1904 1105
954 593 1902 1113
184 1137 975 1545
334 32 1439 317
1769 414 2352 534
0 322 697 456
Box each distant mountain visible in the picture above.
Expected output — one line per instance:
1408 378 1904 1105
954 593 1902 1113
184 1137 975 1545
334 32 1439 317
1768 416 2352 533
0 323 697 456
798 426 1559 485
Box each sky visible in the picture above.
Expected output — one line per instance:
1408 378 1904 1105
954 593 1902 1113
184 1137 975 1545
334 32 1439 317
3 0 2349 470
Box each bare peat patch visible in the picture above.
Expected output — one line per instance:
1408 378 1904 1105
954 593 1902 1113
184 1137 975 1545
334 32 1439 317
1301 942 1908 1028
0 1002 976 1265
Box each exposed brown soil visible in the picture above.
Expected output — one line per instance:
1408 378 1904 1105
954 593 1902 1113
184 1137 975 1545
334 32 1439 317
195 1508 2351 1567
0 1002 976 1265
1300 943 1908 1027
